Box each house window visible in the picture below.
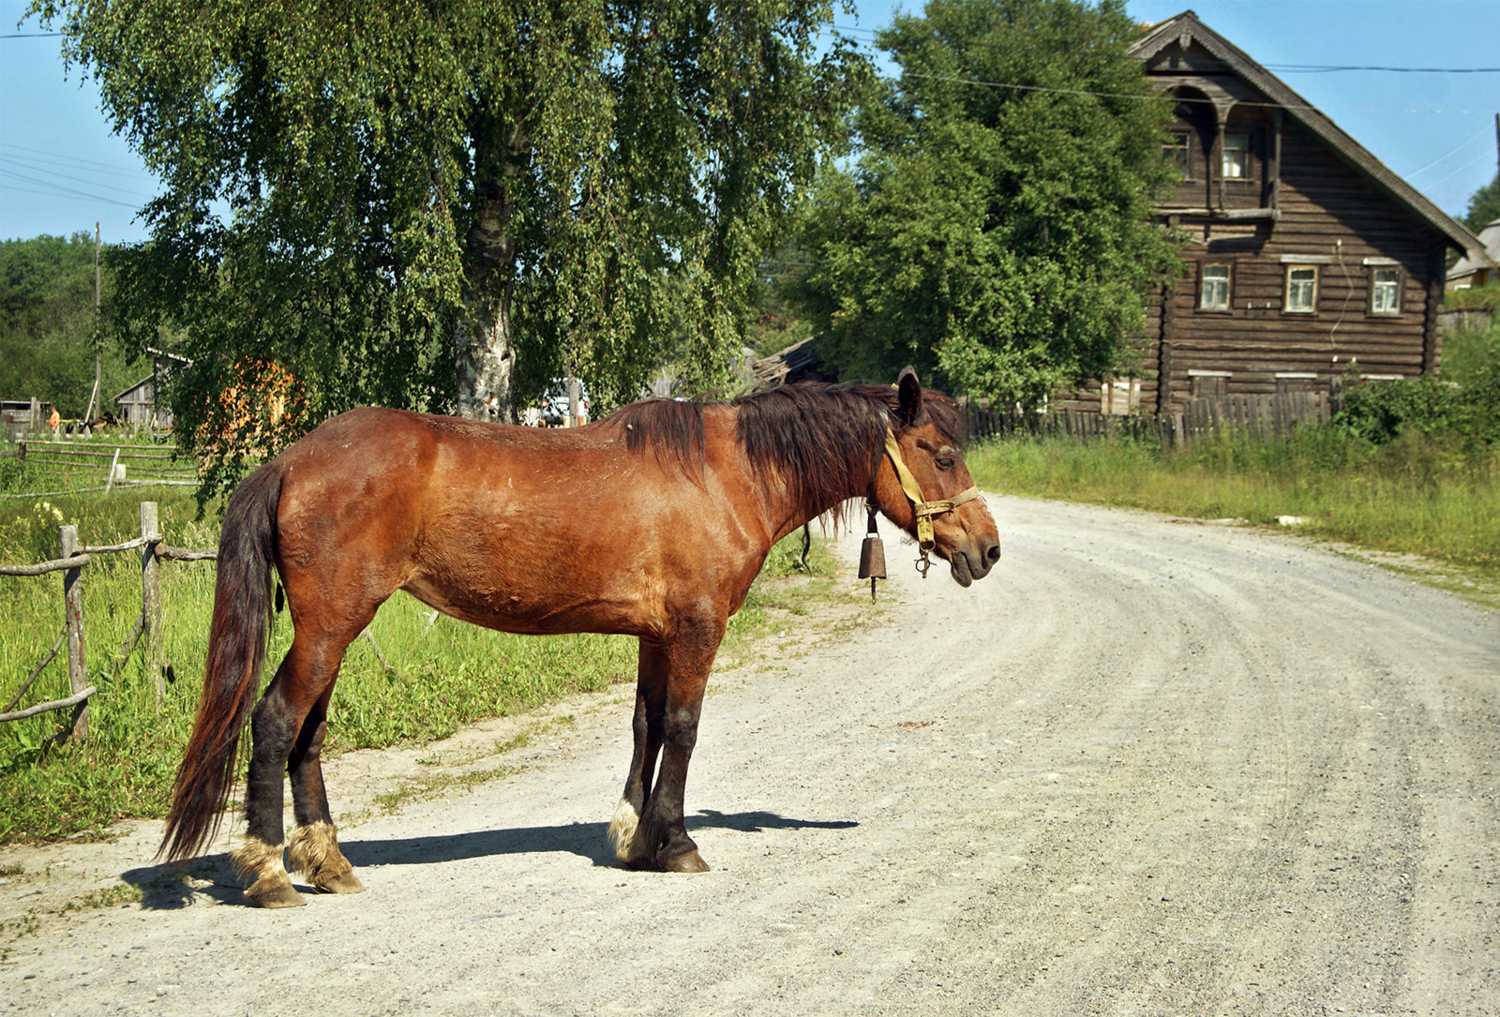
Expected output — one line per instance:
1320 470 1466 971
1100 377 1139 416
1163 132 1191 176
1276 372 1318 395
1189 370 1230 398
1221 133 1250 179
1199 263 1232 311
1284 265 1319 313
1370 267 1402 315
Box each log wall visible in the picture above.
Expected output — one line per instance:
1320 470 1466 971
1113 48 1459 416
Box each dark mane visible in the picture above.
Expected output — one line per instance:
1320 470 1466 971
598 382 966 522
596 399 709 472
736 382 966 522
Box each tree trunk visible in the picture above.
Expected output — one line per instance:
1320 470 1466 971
453 243 518 422
455 116 528 422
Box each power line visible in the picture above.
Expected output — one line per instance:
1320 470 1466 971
12 19 1500 73
5 143 157 179
1264 63 1500 74
897 69 1496 117
0 168 142 208
0 156 155 200
1404 126 1492 179
830 23 1500 74
1427 151 1495 190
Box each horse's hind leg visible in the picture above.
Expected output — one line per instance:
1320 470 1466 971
232 628 360 907
286 682 363 894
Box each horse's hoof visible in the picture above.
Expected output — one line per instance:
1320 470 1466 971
314 870 365 894
246 878 307 908
661 849 710 873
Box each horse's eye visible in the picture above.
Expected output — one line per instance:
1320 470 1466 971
936 457 955 470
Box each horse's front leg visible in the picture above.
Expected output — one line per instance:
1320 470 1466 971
609 623 721 872
608 643 666 868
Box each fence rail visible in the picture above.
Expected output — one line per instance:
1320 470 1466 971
965 390 1333 446
0 504 217 739
2 439 198 496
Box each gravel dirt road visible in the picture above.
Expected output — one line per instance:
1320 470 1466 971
3 494 1497 1016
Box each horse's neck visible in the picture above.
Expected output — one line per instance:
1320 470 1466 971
760 462 871 549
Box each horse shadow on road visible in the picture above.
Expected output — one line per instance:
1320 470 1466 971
121 811 857 908
121 856 253 911
341 809 859 870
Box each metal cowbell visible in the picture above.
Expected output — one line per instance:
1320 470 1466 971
858 532 886 602
858 533 887 581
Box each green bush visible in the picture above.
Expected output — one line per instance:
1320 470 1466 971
965 423 1500 577
1444 283 1500 313
1446 318 1500 445
1333 374 1464 444
1333 317 1500 447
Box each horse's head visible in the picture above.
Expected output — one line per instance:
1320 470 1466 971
877 367 1001 587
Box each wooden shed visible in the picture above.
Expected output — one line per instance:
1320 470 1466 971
1 399 55 442
112 348 188 431
113 376 168 429
1071 11 1488 417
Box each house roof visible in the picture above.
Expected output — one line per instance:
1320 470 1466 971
1448 219 1500 281
751 336 832 388
114 375 155 403
1131 10 1487 264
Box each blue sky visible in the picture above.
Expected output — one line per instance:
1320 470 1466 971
2 0 1497 246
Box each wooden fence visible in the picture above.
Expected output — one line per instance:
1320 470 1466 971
1 439 197 497
965 389 1333 446
0 503 216 738
1440 308 1492 334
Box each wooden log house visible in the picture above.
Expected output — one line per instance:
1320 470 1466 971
1066 11 1487 416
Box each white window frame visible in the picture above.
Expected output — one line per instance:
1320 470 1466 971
1283 264 1319 313
1221 133 1250 180
1369 266 1402 315
1199 262 1232 311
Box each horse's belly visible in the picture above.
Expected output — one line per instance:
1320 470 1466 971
400 576 648 637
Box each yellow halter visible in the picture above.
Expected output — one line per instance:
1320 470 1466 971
882 428 980 557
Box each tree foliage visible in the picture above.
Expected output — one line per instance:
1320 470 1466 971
31 0 863 491
1461 172 1500 233
789 0 1179 406
0 234 137 418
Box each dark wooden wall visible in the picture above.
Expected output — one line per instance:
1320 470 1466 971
1057 42 1452 416
1143 121 1448 414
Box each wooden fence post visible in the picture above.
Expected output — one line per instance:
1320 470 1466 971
59 524 89 741
140 502 164 704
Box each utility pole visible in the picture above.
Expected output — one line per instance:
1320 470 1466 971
82 222 102 426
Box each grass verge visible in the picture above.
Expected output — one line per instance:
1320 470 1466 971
965 426 1500 598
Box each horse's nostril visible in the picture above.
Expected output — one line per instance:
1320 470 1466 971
987 544 1001 562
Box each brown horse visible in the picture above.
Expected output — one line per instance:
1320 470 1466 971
160 368 1000 907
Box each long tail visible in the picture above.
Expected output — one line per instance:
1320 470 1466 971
158 462 283 862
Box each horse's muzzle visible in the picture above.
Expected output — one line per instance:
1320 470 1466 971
949 541 1001 587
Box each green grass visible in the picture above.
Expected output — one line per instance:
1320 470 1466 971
0 488 845 844
966 425 1500 578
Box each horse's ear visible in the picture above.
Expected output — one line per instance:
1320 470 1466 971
896 366 923 425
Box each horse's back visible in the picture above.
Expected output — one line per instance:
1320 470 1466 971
265 405 769 639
